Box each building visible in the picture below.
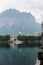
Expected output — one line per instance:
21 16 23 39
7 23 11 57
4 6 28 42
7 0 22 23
9 36 17 48
38 22 43 36
41 22 43 34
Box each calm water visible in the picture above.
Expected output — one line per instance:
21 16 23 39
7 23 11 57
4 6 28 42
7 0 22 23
0 47 39 65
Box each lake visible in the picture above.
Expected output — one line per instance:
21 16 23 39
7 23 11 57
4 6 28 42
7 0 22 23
0 47 39 65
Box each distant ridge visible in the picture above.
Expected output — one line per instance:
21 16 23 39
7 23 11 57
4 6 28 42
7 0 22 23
0 8 40 35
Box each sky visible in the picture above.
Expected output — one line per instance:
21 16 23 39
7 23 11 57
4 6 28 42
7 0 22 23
0 0 43 23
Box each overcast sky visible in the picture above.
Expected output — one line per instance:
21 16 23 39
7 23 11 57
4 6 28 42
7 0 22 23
0 0 43 23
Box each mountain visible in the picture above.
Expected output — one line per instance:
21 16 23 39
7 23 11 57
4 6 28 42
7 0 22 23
0 8 40 35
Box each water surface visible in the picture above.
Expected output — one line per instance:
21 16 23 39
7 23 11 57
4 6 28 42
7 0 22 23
0 47 39 65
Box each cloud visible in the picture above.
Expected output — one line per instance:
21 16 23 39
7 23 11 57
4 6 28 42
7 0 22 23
0 0 43 23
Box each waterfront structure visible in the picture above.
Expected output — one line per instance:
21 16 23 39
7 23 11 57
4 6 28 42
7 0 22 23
41 22 43 34
9 36 17 48
9 36 23 47
38 22 43 36
38 22 43 65
41 22 43 45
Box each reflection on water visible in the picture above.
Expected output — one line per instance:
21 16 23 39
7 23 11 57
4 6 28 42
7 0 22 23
0 47 39 65
35 58 40 65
